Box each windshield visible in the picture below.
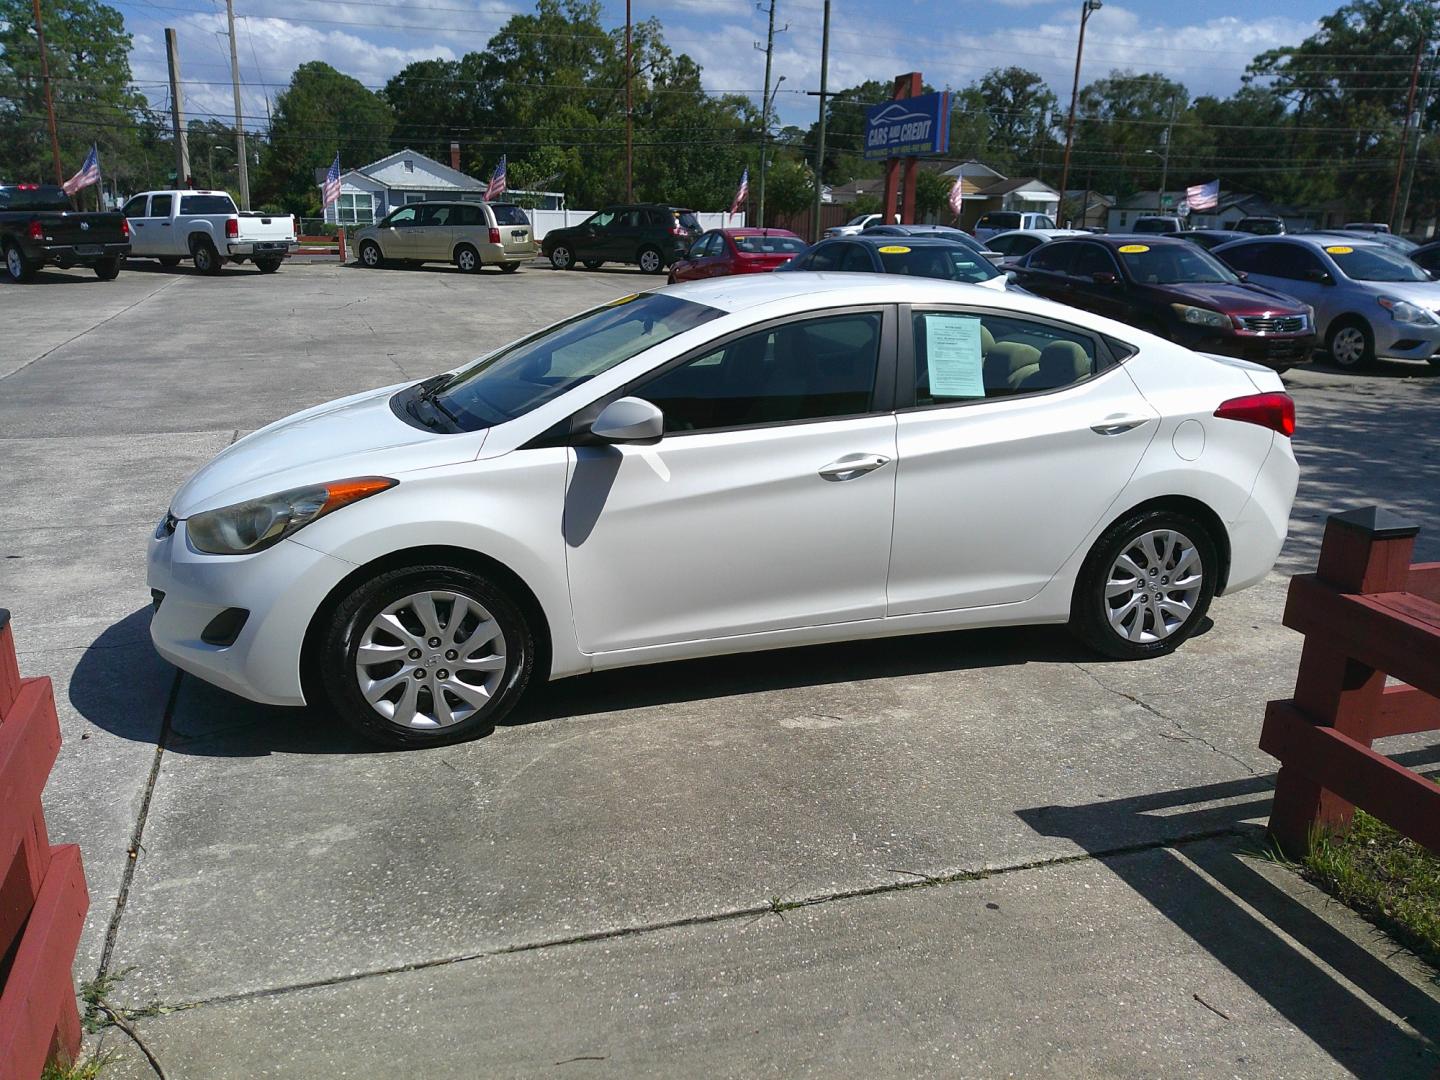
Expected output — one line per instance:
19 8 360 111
733 234 807 254
1117 243 1238 284
844 214 872 227
1325 244 1429 282
876 244 1000 283
430 293 723 430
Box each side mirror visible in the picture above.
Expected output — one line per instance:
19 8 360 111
1092 271 1118 286
1234 270 1248 281
1304 268 1334 285
590 397 664 443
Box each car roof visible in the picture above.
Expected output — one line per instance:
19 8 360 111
992 228 1085 239
1224 233 1386 249
1067 234 1195 249
838 234 978 248
720 227 801 237
663 272 1009 314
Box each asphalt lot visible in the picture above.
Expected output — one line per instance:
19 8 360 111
3 257 1439 1078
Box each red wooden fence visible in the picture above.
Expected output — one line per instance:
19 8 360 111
1261 508 1440 855
0 610 89 1078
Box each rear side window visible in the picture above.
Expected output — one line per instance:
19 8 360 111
490 204 529 226
1031 216 1056 229
453 204 484 226
637 312 883 432
911 311 1099 406
837 244 874 272
179 194 237 215
1071 244 1119 278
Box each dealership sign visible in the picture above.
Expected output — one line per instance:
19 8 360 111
863 91 951 160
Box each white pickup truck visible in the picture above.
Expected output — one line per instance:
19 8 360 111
122 190 298 275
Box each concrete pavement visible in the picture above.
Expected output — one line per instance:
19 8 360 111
1 259 1437 1077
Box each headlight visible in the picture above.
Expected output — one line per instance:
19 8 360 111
1377 295 1438 325
1171 303 1231 329
185 476 396 555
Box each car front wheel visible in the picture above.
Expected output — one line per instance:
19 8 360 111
359 241 384 268
315 565 535 748
1326 318 1374 369
1070 509 1217 660
549 245 573 270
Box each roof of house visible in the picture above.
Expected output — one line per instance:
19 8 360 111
313 148 485 191
976 177 1058 197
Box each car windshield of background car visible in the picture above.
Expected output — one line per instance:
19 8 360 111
1118 244 1238 285
877 246 1000 283
844 214 872 227
432 293 724 430
1326 245 1429 282
733 234 807 254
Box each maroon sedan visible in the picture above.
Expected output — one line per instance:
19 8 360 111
667 228 808 284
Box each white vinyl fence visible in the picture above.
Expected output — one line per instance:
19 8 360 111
527 209 743 241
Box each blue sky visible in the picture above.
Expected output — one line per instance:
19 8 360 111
113 0 1340 144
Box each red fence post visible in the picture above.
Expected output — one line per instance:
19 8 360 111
1267 508 1420 855
338 226 347 264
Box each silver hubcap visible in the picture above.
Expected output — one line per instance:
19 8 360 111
640 251 659 271
458 250 475 270
363 245 378 265
1332 327 1365 365
1105 529 1204 644
553 247 570 268
354 590 507 729
7 249 21 277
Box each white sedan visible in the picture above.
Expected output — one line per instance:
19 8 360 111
148 275 1298 748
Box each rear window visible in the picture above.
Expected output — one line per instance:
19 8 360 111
733 234 807 254
490 204 529 226
674 209 701 232
876 244 1000 284
0 186 71 211
179 194 237 215
984 213 1021 228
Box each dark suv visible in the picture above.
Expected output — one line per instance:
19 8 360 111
542 204 701 273
1013 234 1315 370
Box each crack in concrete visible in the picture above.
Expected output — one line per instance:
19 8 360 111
1072 663 1263 777
2 277 183 382
133 825 1246 1017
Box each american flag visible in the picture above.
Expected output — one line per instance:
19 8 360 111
1186 179 1220 211
486 156 507 201
62 144 100 195
729 167 748 216
322 153 341 207
947 176 965 219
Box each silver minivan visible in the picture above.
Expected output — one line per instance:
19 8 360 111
353 201 537 273
1215 235 1440 369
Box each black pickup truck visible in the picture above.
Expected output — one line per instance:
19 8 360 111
0 183 130 282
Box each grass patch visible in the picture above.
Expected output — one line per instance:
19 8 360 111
41 1050 115 1080
1303 810 1440 971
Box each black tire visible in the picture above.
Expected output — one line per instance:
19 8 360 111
359 241 385 269
191 241 222 275
583 259 604 270
1070 508 1218 661
1325 317 1374 369
454 244 481 273
4 242 37 282
93 257 121 280
549 244 574 270
255 257 282 274
637 245 665 274
499 261 521 274
158 256 181 268
314 564 535 749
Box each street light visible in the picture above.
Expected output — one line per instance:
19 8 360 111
1057 0 1101 227
207 144 231 190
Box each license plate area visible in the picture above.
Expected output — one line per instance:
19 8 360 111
75 244 102 256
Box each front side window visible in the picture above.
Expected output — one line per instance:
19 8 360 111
837 244 875 272
1026 242 1076 274
802 243 840 271
587 210 617 229
1032 215 1056 229
637 312 883 433
149 194 172 217
1072 244 1120 279
913 311 1099 406
122 195 147 218
385 207 418 227
877 244 1000 283
430 293 723 431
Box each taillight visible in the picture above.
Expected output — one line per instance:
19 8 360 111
669 225 687 237
488 227 501 245
225 217 239 238
27 219 43 241
121 218 130 238
1214 392 1294 437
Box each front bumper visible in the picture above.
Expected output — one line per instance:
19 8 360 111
1188 330 1316 369
1375 321 1440 360
226 240 299 257
148 522 354 706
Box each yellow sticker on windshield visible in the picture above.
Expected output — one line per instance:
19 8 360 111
1118 244 1150 253
604 292 642 306
877 245 911 254
1325 245 1353 254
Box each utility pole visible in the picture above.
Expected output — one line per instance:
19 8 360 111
1400 44 1437 234
1157 95 1175 214
808 0 830 242
1058 0 1102 225
165 28 192 186
225 0 250 207
755 0 786 228
32 0 63 185
625 0 633 201
1390 30 1425 231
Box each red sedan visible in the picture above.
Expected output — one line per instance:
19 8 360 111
667 228 808 284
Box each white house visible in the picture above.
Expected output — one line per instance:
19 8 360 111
318 148 489 226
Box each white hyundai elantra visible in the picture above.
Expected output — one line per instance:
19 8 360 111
149 274 1297 747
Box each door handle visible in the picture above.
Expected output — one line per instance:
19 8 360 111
1090 414 1150 435
818 453 891 481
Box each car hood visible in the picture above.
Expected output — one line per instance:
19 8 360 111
1159 280 1306 314
169 382 485 518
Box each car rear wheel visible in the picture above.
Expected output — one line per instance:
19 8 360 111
93 257 121 280
549 245 574 270
454 244 480 273
315 565 535 749
1070 509 1217 660
637 246 664 274
583 259 604 270
254 257 282 274
1326 318 1374 369
4 243 37 282
359 241 384 268
158 256 181 268
499 262 521 274
191 241 222 275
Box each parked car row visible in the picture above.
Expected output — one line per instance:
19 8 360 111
122 189 298 274
355 201 535 273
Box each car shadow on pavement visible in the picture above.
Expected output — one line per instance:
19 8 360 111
74 607 1130 756
1017 762 1440 1078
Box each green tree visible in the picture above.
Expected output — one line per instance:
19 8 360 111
255 62 394 213
763 158 814 216
1073 70 1193 199
915 168 952 220
977 67 1058 164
